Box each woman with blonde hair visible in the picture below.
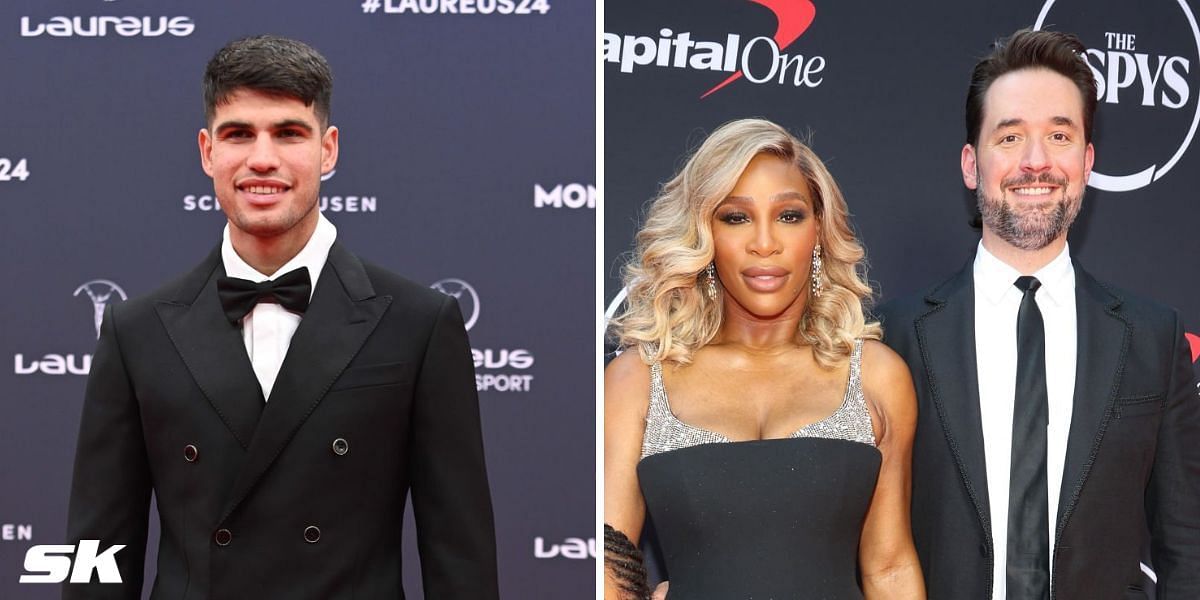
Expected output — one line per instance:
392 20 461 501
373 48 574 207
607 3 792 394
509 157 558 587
605 118 924 599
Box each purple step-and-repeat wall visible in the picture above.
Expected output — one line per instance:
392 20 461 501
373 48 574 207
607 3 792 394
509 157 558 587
0 1 594 598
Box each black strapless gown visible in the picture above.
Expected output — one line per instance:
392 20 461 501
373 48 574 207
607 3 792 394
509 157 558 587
638 437 882 599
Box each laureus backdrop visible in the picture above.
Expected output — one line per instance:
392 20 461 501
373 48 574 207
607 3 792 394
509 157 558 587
0 1 595 598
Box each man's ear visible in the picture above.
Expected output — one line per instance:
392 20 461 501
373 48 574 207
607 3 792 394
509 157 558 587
198 127 215 177
961 144 978 190
321 126 339 175
1083 141 1094 185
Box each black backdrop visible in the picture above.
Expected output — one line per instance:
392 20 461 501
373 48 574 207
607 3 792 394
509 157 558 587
0 1 594 598
605 0 1200 590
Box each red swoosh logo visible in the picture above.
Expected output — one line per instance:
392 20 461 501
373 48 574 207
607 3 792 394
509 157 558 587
1186 332 1200 363
701 0 817 98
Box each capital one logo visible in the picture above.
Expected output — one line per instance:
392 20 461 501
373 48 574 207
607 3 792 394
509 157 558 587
1035 0 1200 191
604 0 826 98
74 280 128 339
20 541 125 583
1187 331 1199 362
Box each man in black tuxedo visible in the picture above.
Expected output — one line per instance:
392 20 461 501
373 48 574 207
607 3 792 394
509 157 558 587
878 29 1200 599
63 35 498 599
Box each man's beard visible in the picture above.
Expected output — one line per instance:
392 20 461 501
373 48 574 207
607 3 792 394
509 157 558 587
976 172 1081 251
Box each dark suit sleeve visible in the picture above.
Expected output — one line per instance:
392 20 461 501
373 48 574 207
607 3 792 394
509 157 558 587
1147 314 1200 598
63 304 150 600
409 295 499 599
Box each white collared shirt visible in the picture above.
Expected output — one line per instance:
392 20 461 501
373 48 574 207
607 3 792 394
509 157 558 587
973 241 1076 600
221 213 337 400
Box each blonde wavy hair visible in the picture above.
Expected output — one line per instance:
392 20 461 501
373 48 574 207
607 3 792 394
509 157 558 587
611 118 881 368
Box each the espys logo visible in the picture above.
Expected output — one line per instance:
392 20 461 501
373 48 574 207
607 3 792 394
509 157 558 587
183 168 378 214
1035 0 1200 192
14 280 126 376
604 0 824 98
430 278 535 392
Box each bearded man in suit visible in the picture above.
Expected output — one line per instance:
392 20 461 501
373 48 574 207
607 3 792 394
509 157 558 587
63 35 499 599
877 29 1200 599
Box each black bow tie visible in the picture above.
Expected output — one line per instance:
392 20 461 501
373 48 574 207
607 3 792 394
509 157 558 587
217 267 312 323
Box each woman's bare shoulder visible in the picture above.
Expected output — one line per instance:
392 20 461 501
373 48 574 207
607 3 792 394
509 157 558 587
859 339 916 416
605 350 654 416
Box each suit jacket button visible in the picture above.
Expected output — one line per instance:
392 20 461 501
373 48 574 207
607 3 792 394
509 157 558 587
184 445 199 462
331 438 349 456
304 525 321 543
214 528 232 546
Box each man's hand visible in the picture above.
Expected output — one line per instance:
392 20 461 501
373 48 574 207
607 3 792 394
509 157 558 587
652 581 669 600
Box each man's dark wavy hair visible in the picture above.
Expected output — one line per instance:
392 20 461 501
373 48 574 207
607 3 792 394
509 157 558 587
965 28 1097 146
203 35 333 127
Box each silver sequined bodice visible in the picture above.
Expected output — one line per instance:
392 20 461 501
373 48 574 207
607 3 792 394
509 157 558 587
640 339 875 460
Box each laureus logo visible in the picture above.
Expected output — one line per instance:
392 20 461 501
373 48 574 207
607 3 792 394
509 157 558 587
13 279 127 375
73 280 128 339
1035 0 1200 192
430 278 480 331
430 277 535 392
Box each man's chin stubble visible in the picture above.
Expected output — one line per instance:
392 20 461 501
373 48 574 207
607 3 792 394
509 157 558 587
977 191 1078 251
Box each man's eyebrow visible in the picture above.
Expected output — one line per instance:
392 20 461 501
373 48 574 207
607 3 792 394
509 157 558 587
1050 115 1078 128
213 119 315 135
213 120 252 134
274 119 315 133
993 116 1079 130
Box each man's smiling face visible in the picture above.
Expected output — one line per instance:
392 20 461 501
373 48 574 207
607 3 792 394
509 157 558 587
198 88 338 244
962 67 1094 251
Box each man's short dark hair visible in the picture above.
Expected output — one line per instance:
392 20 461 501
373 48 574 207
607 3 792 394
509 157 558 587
203 35 333 127
965 28 1097 146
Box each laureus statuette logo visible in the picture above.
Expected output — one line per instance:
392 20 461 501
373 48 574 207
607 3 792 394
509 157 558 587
430 278 480 331
73 280 128 339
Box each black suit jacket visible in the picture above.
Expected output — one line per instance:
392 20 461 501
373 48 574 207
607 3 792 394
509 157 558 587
877 257 1200 600
64 243 499 600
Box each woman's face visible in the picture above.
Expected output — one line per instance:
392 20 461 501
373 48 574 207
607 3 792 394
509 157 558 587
711 153 819 321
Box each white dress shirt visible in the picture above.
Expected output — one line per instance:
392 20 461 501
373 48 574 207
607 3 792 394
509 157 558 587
973 241 1076 600
221 214 337 400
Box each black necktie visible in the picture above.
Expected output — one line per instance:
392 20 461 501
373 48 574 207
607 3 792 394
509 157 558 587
217 267 311 324
1007 275 1050 599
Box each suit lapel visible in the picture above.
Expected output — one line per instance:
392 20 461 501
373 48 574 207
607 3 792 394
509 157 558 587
1055 265 1128 539
915 260 992 539
218 243 392 523
155 246 264 449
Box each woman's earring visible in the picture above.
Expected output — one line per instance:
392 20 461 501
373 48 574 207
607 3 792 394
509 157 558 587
810 244 823 298
705 263 718 300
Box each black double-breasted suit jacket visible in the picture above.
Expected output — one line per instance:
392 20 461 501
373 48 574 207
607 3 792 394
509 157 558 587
878 256 1200 599
64 242 499 600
